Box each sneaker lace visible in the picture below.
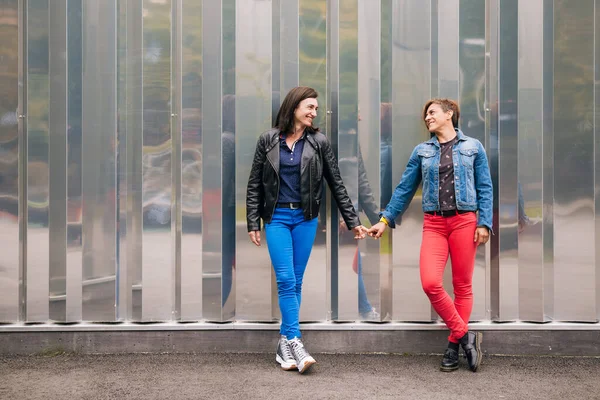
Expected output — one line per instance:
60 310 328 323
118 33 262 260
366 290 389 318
289 338 308 360
280 337 294 360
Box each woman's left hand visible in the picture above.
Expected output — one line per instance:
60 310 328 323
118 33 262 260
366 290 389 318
353 225 368 240
474 226 490 246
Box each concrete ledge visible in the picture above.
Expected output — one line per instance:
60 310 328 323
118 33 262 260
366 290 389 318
1 322 599 356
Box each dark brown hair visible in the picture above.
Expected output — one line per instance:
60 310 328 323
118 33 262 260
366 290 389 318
274 86 319 134
422 98 460 128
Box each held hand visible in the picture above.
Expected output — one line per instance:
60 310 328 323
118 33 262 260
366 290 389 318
352 225 368 240
367 222 387 239
473 226 489 246
248 230 261 247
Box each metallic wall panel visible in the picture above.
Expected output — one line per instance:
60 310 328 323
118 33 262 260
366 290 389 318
459 0 487 321
357 0 383 322
297 0 327 322
0 0 19 322
596 0 600 320
201 0 224 321
141 0 173 321
553 0 596 321
26 0 50 322
81 0 118 321
391 0 432 321
497 0 519 321
335 0 359 321
280 0 299 96
171 0 182 321
125 0 144 321
48 0 67 322
180 0 202 321
517 0 553 322
66 0 83 322
116 0 129 321
235 0 273 321
437 0 459 99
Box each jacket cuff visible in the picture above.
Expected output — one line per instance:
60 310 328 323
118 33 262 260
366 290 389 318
378 211 396 229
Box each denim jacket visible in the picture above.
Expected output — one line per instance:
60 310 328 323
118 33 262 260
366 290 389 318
380 128 493 232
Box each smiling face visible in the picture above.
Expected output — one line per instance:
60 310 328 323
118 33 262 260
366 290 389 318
424 103 453 133
293 97 318 130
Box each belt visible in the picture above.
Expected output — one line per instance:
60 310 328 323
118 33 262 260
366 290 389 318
425 209 474 217
277 202 301 209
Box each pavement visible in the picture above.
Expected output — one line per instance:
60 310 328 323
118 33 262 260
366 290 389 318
2 352 600 400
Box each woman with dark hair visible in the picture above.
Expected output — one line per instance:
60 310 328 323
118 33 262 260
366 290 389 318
246 86 368 374
368 98 493 373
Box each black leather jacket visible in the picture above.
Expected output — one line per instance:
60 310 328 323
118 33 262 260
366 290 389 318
246 128 361 231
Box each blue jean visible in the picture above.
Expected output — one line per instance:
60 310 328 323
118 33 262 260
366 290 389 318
265 208 318 339
356 251 373 314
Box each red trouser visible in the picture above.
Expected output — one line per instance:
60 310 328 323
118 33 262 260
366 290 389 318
420 212 478 343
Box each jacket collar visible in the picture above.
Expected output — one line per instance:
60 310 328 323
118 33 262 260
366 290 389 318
267 128 318 151
425 128 466 147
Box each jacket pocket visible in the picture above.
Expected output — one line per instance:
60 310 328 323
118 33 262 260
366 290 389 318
459 147 478 168
417 150 436 204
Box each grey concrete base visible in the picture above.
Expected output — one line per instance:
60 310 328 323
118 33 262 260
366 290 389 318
1 326 599 356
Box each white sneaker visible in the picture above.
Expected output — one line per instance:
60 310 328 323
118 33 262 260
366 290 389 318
288 337 316 374
275 335 297 371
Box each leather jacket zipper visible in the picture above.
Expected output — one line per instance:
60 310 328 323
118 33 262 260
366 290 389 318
267 149 279 220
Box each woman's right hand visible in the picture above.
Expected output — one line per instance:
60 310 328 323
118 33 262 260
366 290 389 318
367 222 387 239
248 231 261 246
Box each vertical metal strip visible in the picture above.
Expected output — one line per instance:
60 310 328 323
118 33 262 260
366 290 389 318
298 0 327 322
201 0 223 321
380 0 393 321
235 0 273 321
180 0 202 321
326 0 339 320
66 0 83 322
116 0 129 321
171 0 182 321
272 0 281 126
0 0 20 322
18 0 28 323
26 0 50 322
553 0 595 321
357 0 382 321
459 0 487 321
141 0 173 321
595 0 600 320
517 0 546 322
486 0 500 320
280 0 299 95
391 0 432 321
222 0 236 320
48 0 67 322
542 0 554 321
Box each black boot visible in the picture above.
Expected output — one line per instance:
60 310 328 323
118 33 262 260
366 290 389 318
440 346 459 372
460 331 483 372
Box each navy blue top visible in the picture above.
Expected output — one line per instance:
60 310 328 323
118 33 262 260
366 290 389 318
278 133 305 204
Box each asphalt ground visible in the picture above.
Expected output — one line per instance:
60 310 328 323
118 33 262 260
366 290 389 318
2 352 600 400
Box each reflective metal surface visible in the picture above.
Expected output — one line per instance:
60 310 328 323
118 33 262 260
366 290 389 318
298 0 327 322
391 0 432 321
553 0 595 321
0 0 19 322
141 0 173 321
235 0 273 321
6 0 600 327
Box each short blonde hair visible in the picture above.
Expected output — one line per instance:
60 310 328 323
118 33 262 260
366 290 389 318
423 98 460 128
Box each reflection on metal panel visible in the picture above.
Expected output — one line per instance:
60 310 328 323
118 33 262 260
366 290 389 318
201 0 224 321
280 0 298 96
518 0 552 322
126 0 144 321
235 0 273 321
497 0 519 321
180 0 202 321
0 0 19 322
336 0 359 321
48 0 67 322
298 0 327 322
553 0 595 321
141 0 173 321
459 0 486 321
81 0 118 321
26 0 50 322
357 0 382 322
596 0 600 320
391 0 432 321
66 0 83 322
